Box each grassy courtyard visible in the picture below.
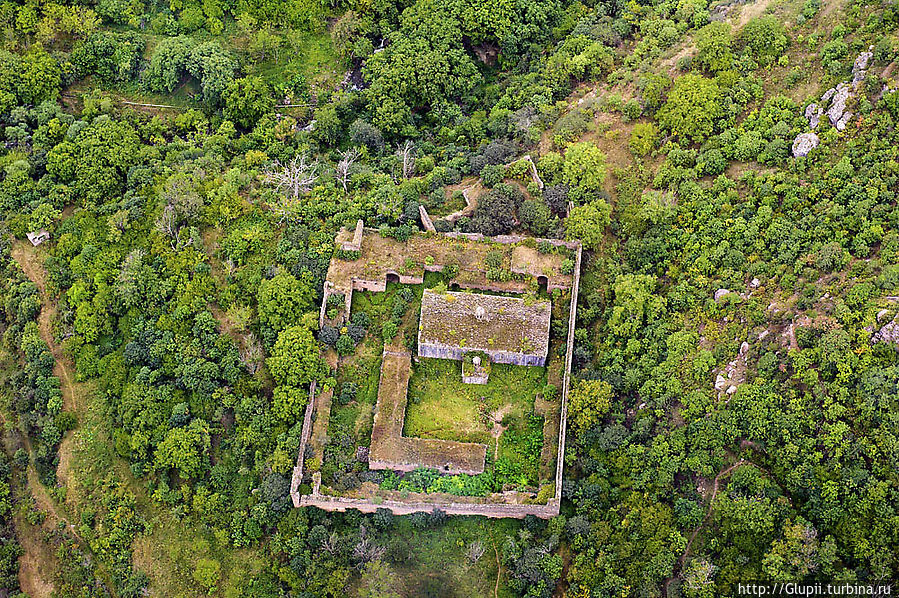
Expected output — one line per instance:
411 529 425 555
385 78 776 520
404 357 547 481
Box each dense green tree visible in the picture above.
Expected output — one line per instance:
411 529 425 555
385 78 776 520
694 22 733 72
561 142 607 201
565 200 611 249
257 271 316 333
223 76 275 128
267 325 325 389
657 74 724 143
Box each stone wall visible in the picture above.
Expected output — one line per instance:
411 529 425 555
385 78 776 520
419 205 436 232
290 381 318 507
298 494 561 519
418 342 545 367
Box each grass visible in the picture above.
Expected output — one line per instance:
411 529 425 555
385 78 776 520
384 516 518 598
405 358 546 446
429 192 468 218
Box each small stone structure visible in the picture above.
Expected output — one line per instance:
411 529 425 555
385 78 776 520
340 219 364 251
417 290 552 367
26 230 50 246
462 354 489 384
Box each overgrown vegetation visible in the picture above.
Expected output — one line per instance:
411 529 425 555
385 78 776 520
1 0 899 594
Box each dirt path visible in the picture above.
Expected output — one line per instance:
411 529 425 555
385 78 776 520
492 540 502 598
10 241 85 494
663 459 745 596
8 240 98 593
735 0 773 27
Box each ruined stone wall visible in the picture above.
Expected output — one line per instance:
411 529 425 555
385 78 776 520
419 205 436 232
418 342 545 367
298 494 561 518
290 381 318 507
353 278 386 292
553 243 581 504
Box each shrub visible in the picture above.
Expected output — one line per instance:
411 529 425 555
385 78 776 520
739 16 788 65
480 163 505 187
319 326 339 346
335 334 355 356
382 320 399 340
629 122 659 156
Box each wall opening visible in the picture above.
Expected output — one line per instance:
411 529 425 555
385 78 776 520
386 272 400 284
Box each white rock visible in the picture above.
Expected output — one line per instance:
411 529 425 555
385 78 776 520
822 87 836 103
852 49 873 86
804 103 822 129
758 330 770 341
715 374 727 390
827 83 851 129
877 309 890 322
750 278 760 288
740 341 750 355
715 288 731 301
792 132 820 157
726 385 738 394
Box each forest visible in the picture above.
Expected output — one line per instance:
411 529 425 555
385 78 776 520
0 0 898 595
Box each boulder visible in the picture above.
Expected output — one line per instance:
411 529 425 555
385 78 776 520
792 132 819 157
852 48 873 86
714 288 731 302
804 103 822 129
873 318 899 347
827 83 851 130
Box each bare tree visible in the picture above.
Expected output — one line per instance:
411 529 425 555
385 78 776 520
352 525 386 564
335 147 359 194
397 140 415 179
263 153 319 200
322 532 339 555
465 540 485 564
154 205 181 250
239 333 263 374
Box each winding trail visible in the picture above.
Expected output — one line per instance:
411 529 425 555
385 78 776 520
663 459 746 596
8 240 97 596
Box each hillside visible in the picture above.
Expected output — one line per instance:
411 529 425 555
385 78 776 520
0 0 898 596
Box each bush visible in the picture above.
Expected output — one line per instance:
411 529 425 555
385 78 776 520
382 320 399 340
481 164 505 187
335 334 355 356
629 122 659 156
338 382 358 405
319 326 339 346
739 16 788 65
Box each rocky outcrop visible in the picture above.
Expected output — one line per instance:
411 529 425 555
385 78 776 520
826 83 852 130
714 341 749 397
792 132 820 157
852 49 873 86
794 47 875 151
870 310 899 347
804 103 823 129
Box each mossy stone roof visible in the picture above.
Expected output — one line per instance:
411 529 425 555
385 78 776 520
418 290 551 358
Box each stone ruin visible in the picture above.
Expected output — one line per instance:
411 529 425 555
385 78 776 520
417 290 552 367
340 219 364 252
462 354 490 385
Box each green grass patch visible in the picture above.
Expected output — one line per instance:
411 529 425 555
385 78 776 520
405 358 545 444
